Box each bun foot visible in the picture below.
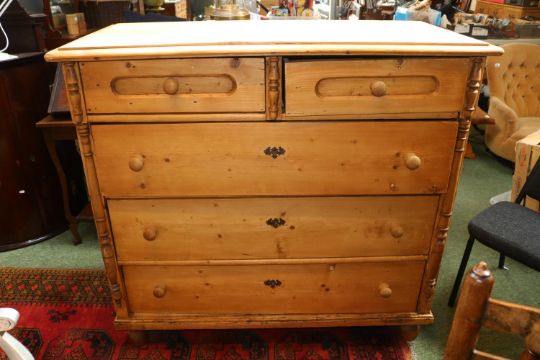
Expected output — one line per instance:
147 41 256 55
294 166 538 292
400 325 420 341
127 331 148 347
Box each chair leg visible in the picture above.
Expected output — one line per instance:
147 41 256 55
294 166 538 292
448 236 476 307
498 253 508 270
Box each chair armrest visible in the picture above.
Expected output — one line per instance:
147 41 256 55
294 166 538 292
488 97 520 138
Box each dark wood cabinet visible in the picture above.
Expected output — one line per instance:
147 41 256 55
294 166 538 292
475 0 540 19
0 53 66 251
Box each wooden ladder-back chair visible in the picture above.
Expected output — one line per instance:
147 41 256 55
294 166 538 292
444 262 540 360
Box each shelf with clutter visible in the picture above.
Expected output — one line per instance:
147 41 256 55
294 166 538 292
449 0 540 39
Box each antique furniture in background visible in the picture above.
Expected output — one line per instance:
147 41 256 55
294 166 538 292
444 262 540 359
485 43 540 162
36 115 93 245
448 157 540 307
1 0 47 54
0 53 65 251
46 21 501 335
465 107 495 159
475 0 540 19
35 65 92 245
162 0 190 18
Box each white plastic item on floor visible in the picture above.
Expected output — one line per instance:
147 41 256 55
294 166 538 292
489 190 512 205
0 308 34 360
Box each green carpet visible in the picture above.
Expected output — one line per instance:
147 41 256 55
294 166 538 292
1 129 538 359
414 130 540 359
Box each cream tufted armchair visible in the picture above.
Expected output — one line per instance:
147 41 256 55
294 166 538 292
485 43 540 162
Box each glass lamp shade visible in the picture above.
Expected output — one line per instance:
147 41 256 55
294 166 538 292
212 0 250 19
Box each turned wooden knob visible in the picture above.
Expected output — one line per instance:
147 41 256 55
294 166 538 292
405 153 422 170
379 283 392 298
390 224 404 238
163 78 179 95
128 154 144 172
370 81 387 97
153 285 167 298
143 226 157 241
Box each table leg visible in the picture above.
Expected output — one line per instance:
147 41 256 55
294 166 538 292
465 143 476 159
43 131 82 245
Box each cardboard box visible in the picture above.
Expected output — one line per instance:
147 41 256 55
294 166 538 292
512 130 540 212
454 23 472 35
470 24 489 39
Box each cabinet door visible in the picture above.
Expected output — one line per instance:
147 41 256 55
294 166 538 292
0 75 43 246
0 57 65 250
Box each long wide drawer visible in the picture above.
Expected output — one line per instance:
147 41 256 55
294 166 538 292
92 121 457 197
79 58 266 114
123 260 425 314
110 196 438 261
285 58 470 118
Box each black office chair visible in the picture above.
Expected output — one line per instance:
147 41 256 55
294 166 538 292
448 157 540 307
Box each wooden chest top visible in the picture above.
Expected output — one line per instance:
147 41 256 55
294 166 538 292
45 20 502 62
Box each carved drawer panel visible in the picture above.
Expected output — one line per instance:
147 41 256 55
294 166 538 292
122 260 425 315
284 58 470 118
91 121 457 197
109 196 438 262
79 58 265 114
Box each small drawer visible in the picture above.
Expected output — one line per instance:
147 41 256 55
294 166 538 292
284 58 470 118
91 121 457 197
79 58 265 114
109 196 438 262
122 260 425 315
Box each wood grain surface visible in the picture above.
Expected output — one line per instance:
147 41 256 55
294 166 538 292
109 196 438 261
285 58 469 117
80 58 265 114
45 21 502 62
91 121 457 197
122 260 425 315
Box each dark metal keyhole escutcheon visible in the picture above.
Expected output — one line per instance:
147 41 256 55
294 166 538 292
264 146 286 159
264 279 282 288
266 218 286 228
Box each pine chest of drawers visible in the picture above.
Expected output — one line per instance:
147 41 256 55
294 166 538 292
46 20 502 333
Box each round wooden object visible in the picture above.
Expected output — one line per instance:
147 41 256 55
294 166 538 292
370 81 387 97
163 78 179 95
390 224 404 238
128 155 145 172
405 153 422 170
400 325 420 341
143 226 158 241
127 331 148 347
379 283 392 298
153 285 167 298
525 324 540 356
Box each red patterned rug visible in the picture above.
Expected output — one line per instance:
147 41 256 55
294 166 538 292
0 268 413 360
